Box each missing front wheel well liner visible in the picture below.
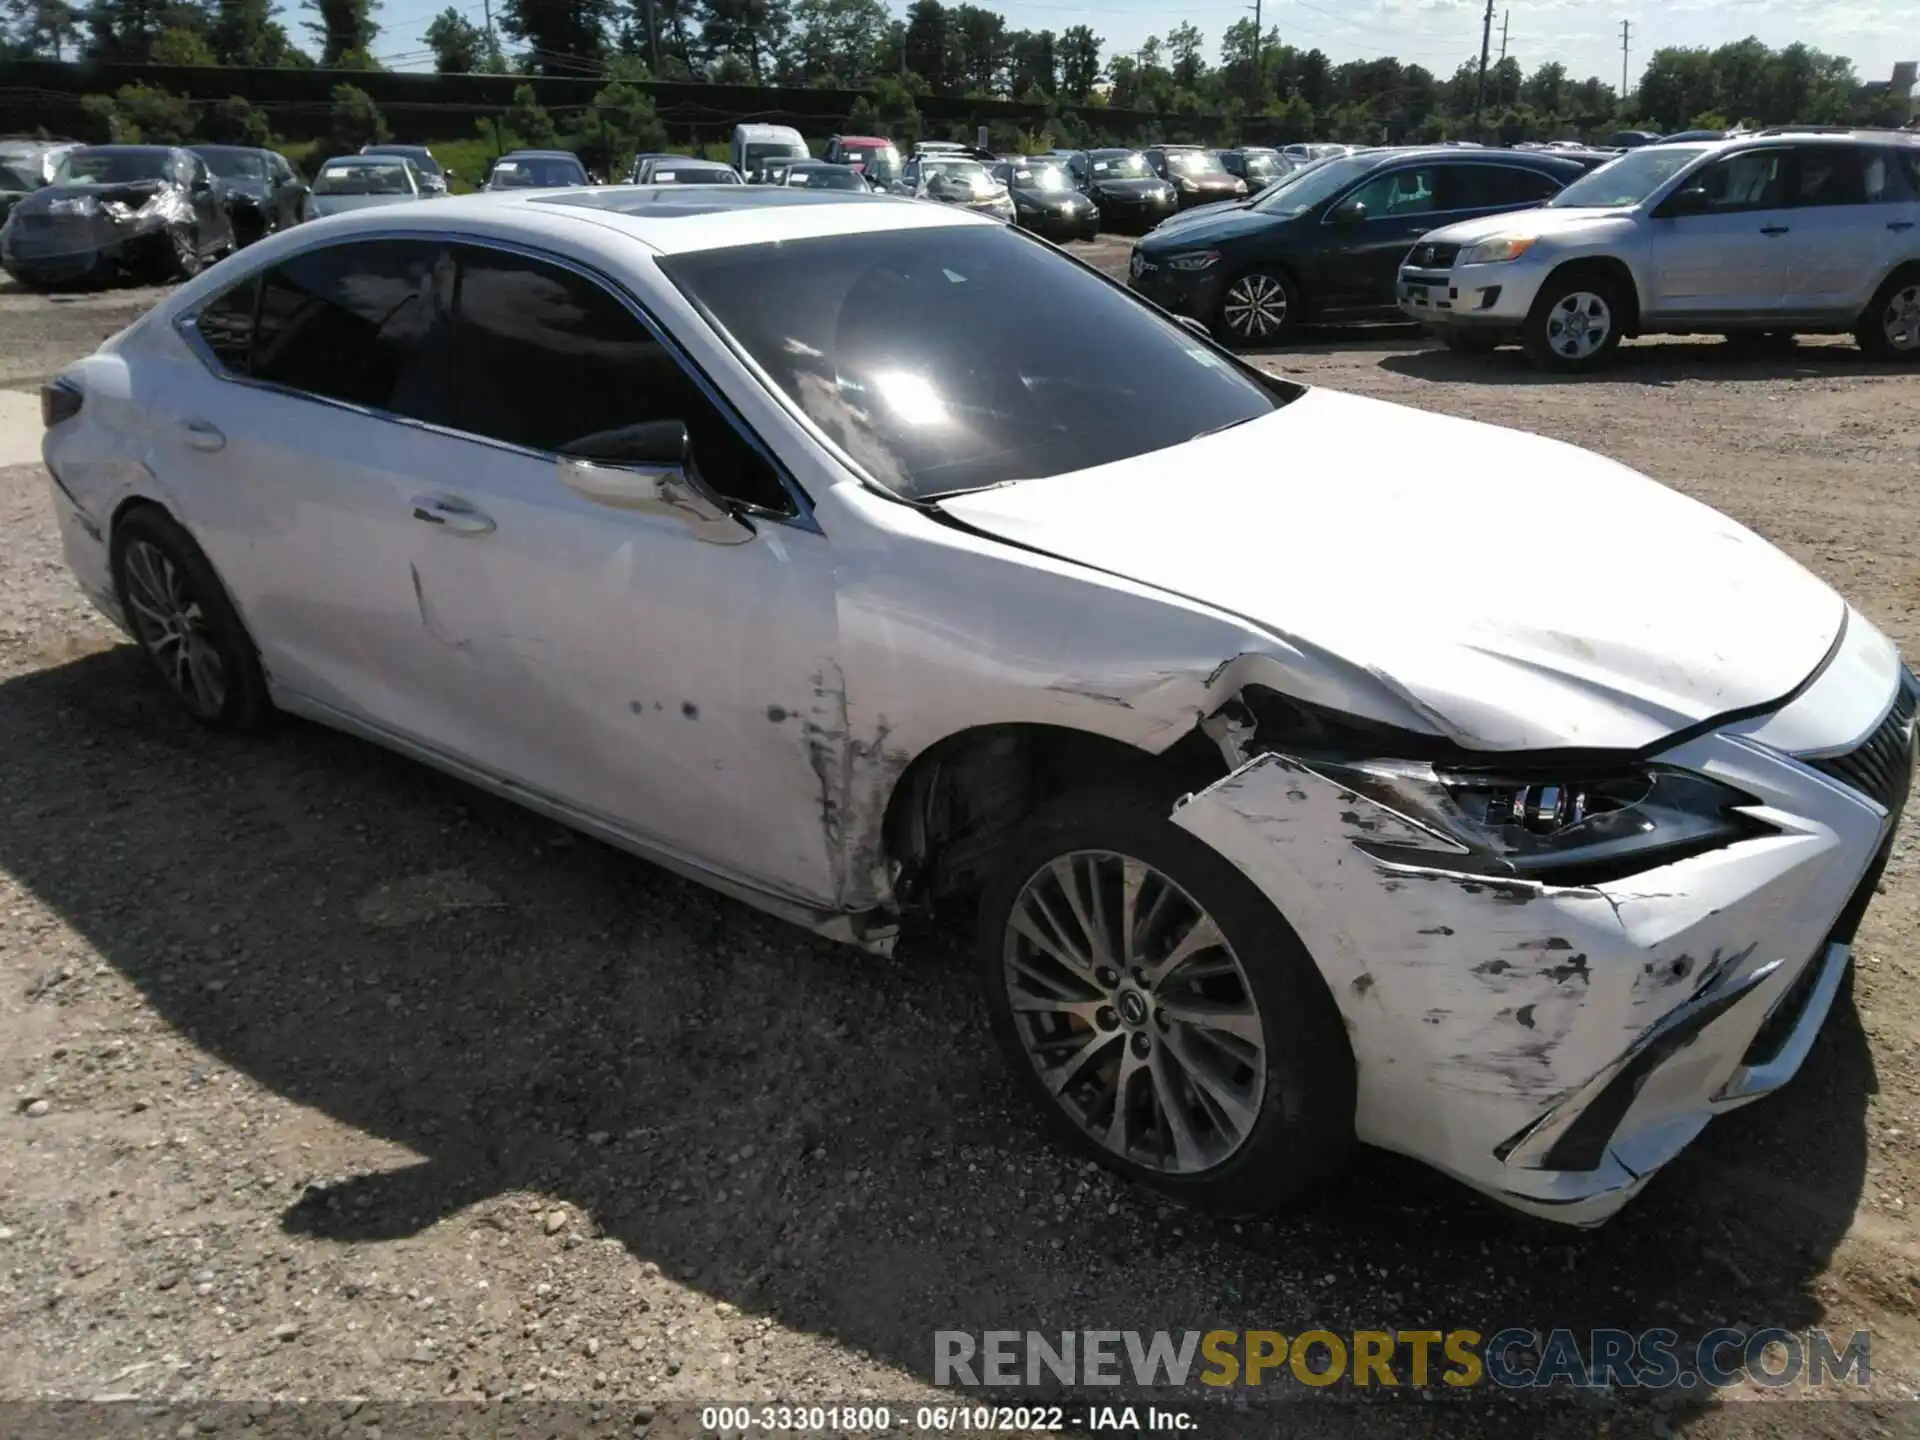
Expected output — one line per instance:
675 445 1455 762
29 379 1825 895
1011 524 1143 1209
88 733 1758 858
882 723 1227 910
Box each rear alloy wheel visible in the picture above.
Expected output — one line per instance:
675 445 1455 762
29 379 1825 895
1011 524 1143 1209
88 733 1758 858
1217 268 1297 347
978 787 1354 1213
112 508 271 731
1522 275 1623 373
1856 273 1920 361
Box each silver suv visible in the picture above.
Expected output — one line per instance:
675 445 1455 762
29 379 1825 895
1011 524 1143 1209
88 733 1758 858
1399 128 1920 371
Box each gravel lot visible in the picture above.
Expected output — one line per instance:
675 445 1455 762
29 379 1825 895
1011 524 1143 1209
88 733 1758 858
2 246 1919 1439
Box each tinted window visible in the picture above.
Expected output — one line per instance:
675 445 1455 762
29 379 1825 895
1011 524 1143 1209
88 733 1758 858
1787 147 1880 207
1450 164 1562 207
1346 166 1437 217
194 276 259 375
252 241 452 417
1685 150 1789 213
1896 149 1920 199
448 246 790 513
659 226 1295 502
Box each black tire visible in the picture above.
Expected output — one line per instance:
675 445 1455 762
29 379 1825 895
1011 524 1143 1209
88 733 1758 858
110 506 272 732
1521 268 1625 373
1854 269 1920 362
976 785 1355 1215
1214 266 1299 348
1440 330 1501 354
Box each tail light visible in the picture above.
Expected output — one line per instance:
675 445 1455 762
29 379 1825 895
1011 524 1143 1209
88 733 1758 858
40 377 82 428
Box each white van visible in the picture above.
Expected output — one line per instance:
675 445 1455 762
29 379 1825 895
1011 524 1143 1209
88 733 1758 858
732 123 808 182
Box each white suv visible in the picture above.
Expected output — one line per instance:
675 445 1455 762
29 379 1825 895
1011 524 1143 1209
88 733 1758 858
1399 129 1920 371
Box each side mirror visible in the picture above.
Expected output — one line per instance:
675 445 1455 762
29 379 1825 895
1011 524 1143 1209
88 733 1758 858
557 420 753 546
1664 186 1710 217
1330 199 1366 225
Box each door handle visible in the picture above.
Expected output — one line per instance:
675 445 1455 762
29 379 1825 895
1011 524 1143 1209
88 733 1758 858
1759 225 1789 236
410 495 495 536
1889 221 1916 232
180 418 225 452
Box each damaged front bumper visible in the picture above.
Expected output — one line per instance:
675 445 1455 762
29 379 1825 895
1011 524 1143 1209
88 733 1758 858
1172 678 1914 1226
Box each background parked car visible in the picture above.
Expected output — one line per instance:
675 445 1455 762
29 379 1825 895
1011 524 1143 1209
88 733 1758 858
822 134 901 187
484 150 590 191
630 156 743 186
1 143 230 288
304 155 427 218
1144 144 1247 209
191 144 306 246
360 143 449 195
1214 146 1293 192
0 139 83 228
990 155 1099 239
1401 129 1920 370
901 154 1015 222
624 151 684 182
732 123 807 182
1129 146 1588 346
761 160 871 192
1052 148 1179 232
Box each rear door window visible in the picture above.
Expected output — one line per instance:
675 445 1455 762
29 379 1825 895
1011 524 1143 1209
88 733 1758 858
1786 146 1885 207
1447 164 1563 209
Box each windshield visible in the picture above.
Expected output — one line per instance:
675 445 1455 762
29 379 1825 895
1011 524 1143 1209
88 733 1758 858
1163 150 1227 177
199 150 268 180
791 166 867 191
745 141 807 172
55 149 172 185
314 161 412 196
660 226 1287 502
1547 145 1711 207
1242 153 1284 183
1008 160 1072 192
921 159 994 193
489 156 584 188
1090 152 1151 180
1249 155 1375 216
840 144 899 176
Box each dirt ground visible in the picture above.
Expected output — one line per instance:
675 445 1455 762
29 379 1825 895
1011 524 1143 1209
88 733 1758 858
2 245 1919 1440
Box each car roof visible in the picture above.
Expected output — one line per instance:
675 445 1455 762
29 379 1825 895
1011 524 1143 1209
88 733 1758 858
76 144 180 155
286 185 991 258
832 135 891 146
190 144 271 155
363 144 432 155
322 153 409 167
501 149 581 160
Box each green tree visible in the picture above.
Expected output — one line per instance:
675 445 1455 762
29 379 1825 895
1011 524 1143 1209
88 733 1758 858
695 0 786 82
328 81 389 151
901 0 950 91
786 0 887 85
304 0 378 65
1165 20 1203 90
424 6 485 70
871 72 921 148
90 81 194 142
501 0 615 74
1055 22 1099 101
199 93 273 145
84 0 175 61
151 22 213 61
503 81 558 145
4 0 83 57
575 76 667 175
209 0 301 64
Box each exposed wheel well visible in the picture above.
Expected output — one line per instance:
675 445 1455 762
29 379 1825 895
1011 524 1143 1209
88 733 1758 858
1537 257 1641 334
881 722 1227 910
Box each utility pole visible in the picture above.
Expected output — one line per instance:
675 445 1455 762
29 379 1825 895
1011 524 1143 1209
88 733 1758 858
1471 0 1495 140
1249 0 1264 105
644 0 660 72
1620 20 1631 106
1498 11 1509 63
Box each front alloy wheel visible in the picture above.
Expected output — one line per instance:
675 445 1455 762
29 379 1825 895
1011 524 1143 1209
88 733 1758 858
1522 274 1623 372
1003 850 1267 1174
978 786 1354 1213
1218 268 1295 347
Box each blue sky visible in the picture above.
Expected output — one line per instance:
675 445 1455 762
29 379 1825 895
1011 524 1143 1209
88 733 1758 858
362 0 1920 93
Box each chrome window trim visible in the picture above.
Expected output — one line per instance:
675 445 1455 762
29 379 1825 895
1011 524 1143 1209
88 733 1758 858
171 226 820 532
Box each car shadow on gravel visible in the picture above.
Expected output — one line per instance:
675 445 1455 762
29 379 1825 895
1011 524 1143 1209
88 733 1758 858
0 647 1878 1430
1378 339 1912 387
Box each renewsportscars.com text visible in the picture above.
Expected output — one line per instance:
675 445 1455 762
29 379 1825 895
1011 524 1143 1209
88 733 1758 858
933 1327 1872 1392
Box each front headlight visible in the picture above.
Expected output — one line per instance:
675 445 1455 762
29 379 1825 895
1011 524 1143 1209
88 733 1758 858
1226 686 1765 885
1167 250 1221 271
1333 761 1763 884
1461 236 1538 265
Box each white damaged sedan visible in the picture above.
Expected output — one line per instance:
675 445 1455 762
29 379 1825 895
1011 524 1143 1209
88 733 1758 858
41 185 1918 1225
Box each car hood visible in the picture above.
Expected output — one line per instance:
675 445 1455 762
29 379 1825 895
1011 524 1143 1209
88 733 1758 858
1015 187 1092 208
1090 178 1168 197
307 192 415 214
1139 209 1278 250
933 387 1844 752
1421 205 1636 244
